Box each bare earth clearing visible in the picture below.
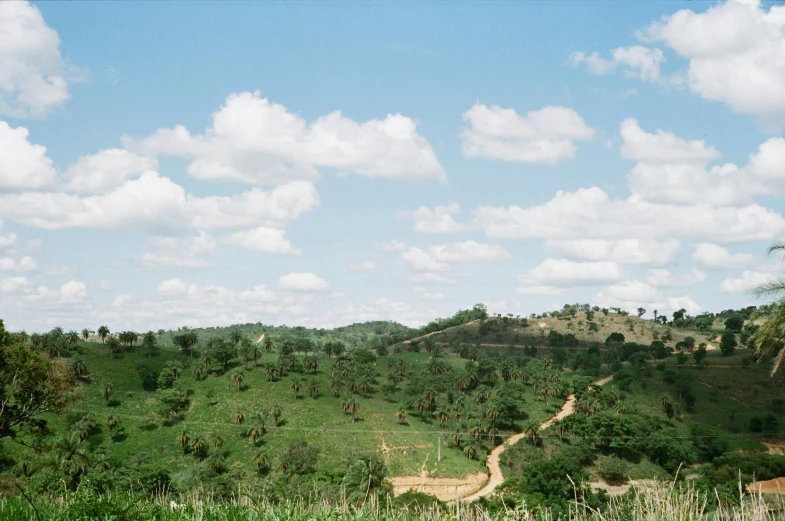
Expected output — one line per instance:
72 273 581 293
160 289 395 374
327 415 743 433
390 375 614 502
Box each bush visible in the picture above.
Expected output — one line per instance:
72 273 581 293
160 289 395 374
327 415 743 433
720 331 737 356
598 458 628 485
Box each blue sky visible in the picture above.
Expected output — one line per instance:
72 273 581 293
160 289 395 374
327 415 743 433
1 0 784 332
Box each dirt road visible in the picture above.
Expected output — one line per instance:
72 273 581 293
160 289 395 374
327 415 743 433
462 375 613 502
390 375 614 502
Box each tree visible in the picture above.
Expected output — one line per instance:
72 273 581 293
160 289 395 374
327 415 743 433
720 331 737 356
279 439 320 477
247 423 266 445
660 394 674 419
269 404 282 426
724 314 745 333
752 244 785 374
105 415 119 435
233 371 244 391
253 451 269 474
142 331 157 355
308 380 320 399
208 338 236 372
176 430 191 454
106 337 121 359
97 325 110 343
342 454 390 503
103 383 113 405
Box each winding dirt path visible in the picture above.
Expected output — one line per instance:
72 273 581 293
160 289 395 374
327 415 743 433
389 375 614 502
463 375 613 502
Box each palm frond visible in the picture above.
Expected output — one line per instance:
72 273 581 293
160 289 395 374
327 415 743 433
754 299 785 375
766 242 785 258
750 281 785 299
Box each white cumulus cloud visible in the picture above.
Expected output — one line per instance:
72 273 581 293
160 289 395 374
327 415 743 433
124 91 444 185
461 103 595 164
569 45 665 82
0 1 71 118
278 272 329 292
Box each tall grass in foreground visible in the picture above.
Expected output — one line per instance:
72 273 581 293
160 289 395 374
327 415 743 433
2 481 784 521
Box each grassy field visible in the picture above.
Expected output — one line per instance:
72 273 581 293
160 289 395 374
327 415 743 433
419 312 714 350
29 338 570 485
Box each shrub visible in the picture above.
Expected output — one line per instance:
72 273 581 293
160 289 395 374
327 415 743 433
598 458 628 485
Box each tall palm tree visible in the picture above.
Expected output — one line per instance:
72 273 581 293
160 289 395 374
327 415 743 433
269 404 282 426
106 337 121 359
103 383 113 405
247 423 266 445
253 451 269 474
97 325 110 343
753 242 785 375
229 329 244 346
233 371 244 392
175 430 191 454
105 415 119 433
308 380 320 399
190 437 207 459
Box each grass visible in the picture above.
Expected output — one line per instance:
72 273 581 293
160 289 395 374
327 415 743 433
422 312 711 350
2 479 784 521
21 340 568 486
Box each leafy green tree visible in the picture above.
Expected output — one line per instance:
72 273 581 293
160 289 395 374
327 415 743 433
342 454 390 503
724 314 745 333
279 439 320 478
720 331 737 356
208 338 236 372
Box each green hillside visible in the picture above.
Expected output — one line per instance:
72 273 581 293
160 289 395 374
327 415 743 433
1 303 783 513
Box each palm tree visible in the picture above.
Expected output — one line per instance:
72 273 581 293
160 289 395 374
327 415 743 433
752 242 785 375
106 337 121 359
269 404 282 426
660 394 674 419
81 328 92 342
247 423 266 445
233 371 244 392
345 396 359 422
175 430 191 454
396 409 407 424
190 437 207 459
524 421 541 446
71 359 88 380
253 451 269 474
97 325 110 343
103 383 113 405
229 329 244 346
463 444 477 460
105 415 119 433
308 380 320 399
